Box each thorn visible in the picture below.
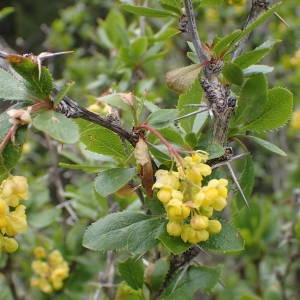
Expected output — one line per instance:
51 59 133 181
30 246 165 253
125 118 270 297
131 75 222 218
226 161 249 208
0 50 8 59
212 152 248 169
273 12 289 27
174 107 209 121
182 104 208 108
171 264 189 294
36 51 74 80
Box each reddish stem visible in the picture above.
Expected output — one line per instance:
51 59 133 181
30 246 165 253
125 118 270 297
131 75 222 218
136 124 183 166
31 101 52 112
0 124 18 152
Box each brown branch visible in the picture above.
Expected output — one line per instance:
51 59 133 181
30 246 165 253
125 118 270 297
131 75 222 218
184 0 209 63
232 0 270 60
55 94 139 147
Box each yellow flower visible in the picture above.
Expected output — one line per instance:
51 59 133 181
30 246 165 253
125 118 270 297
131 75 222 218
0 176 29 207
0 234 18 253
290 50 300 67
4 205 27 236
48 250 64 268
152 152 229 244
291 110 300 131
31 249 69 294
0 200 8 228
31 277 53 294
153 170 180 190
33 247 47 259
32 261 51 277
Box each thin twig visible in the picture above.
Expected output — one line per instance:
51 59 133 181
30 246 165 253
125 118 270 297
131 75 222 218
184 0 209 63
232 0 270 60
56 94 139 147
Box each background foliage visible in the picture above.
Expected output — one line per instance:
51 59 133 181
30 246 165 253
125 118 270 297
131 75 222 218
0 0 300 299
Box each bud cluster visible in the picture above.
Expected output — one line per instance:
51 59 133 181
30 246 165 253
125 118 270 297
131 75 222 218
31 247 70 294
153 152 228 244
0 176 28 253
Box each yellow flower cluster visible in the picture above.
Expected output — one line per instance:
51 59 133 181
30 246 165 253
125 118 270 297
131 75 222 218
225 0 246 6
290 110 300 131
0 176 28 253
290 50 300 67
153 152 228 244
31 248 70 294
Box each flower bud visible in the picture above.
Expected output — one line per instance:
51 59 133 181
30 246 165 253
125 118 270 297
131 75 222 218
190 215 209 230
194 230 209 242
157 188 172 203
1 236 18 253
212 197 227 211
33 247 47 259
167 221 182 236
207 220 222 234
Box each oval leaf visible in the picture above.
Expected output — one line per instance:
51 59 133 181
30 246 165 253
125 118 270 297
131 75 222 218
118 257 144 290
201 220 244 253
222 62 244 85
121 5 175 18
147 109 179 129
244 87 293 131
163 265 222 299
32 110 79 144
95 168 136 197
234 40 280 69
235 135 287 156
0 68 28 101
77 119 127 160
7 54 53 100
83 212 162 254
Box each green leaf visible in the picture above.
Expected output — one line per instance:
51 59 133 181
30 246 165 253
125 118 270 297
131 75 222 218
131 37 148 58
148 258 170 291
160 0 181 11
177 80 203 134
163 265 222 299
32 110 79 144
29 208 61 229
95 168 136 197
118 257 144 290
66 224 86 254
53 81 75 106
147 109 179 129
158 222 191 255
232 155 255 210
165 64 202 93
83 212 162 254
234 40 280 69
0 68 28 101
77 119 127 160
0 277 13 300
207 142 225 160
158 127 185 147
0 7 14 20
7 54 53 100
243 65 274 76
243 87 293 131
213 29 242 56
0 124 27 181
222 62 244 85
232 73 268 126
201 220 244 253
235 135 287 156
235 3 283 43
121 5 175 18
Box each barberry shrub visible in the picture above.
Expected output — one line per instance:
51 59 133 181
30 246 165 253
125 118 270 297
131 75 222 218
0 0 298 299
